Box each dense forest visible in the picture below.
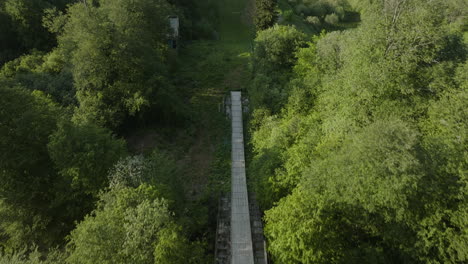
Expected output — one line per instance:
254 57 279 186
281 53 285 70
0 0 222 262
250 0 467 263
0 0 466 263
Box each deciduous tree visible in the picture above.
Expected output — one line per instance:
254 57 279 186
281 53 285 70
255 0 278 30
58 0 175 129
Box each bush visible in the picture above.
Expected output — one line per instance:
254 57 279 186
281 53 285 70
48 120 127 196
254 25 307 71
251 25 307 111
335 6 345 19
109 156 147 189
306 16 321 26
324 13 339 25
66 185 196 264
108 149 184 210
283 10 294 22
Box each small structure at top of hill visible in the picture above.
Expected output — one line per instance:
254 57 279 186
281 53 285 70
168 16 179 49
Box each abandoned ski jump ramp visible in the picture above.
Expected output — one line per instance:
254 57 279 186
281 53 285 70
230 91 255 264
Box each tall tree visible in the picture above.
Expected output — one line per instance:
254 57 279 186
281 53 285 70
0 0 74 55
47 119 126 229
0 86 60 249
58 0 175 129
0 7 20 65
255 0 278 31
0 84 126 250
251 25 306 110
66 184 204 264
0 86 59 210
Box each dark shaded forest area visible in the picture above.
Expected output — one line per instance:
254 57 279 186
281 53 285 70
0 0 467 263
1 0 222 262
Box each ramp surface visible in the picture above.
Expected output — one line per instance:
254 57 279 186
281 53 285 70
230 91 255 264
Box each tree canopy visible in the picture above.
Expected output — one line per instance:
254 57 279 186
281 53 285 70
249 0 468 262
0 0 466 262
255 0 278 30
57 0 176 129
67 185 192 264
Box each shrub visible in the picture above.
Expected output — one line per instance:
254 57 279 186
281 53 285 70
335 6 345 19
283 10 294 22
324 13 339 25
305 16 321 26
251 25 307 110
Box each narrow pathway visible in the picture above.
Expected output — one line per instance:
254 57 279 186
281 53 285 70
230 91 255 264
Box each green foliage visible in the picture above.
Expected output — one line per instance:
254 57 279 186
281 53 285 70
255 25 306 70
264 111 468 263
0 200 52 252
0 247 66 264
0 86 61 249
265 119 424 263
416 72 468 263
108 149 184 209
0 0 465 261
0 50 75 106
324 12 339 24
0 7 20 65
0 86 59 208
58 0 176 129
45 119 126 234
250 25 307 110
281 0 354 31
66 184 203 264
0 84 127 250
255 0 278 30
249 0 468 262
278 0 318 35
305 15 321 26
48 120 127 196
0 0 244 261
0 0 74 63
2 0 53 51
283 9 294 22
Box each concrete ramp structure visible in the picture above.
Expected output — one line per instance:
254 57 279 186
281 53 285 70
230 91 255 264
214 91 267 264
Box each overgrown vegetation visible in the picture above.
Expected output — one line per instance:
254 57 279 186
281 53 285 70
1 0 466 263
248 0 467 262
0 0 246 262
277 0 360 34
255 0 278 31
